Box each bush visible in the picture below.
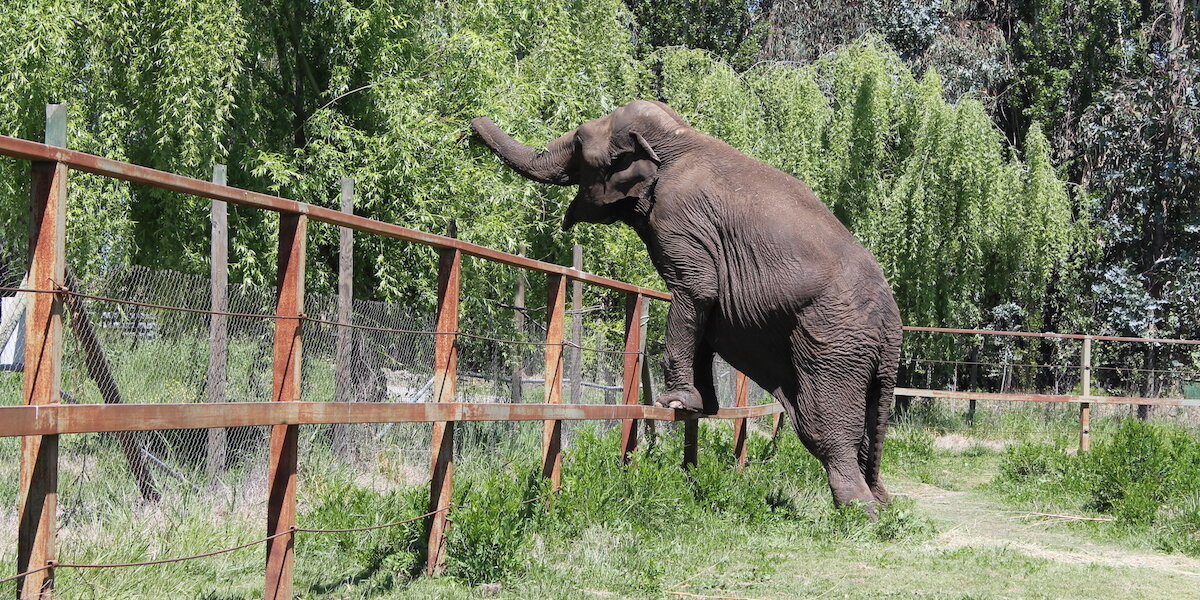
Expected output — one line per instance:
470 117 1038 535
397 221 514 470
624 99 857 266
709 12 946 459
298 422 937 590
1085 420 1200 524
446 458 548 584
994 419 1200 555
299 478 428 588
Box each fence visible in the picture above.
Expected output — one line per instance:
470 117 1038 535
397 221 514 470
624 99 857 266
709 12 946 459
0 106 784 599
1 105 1198 598
895 326 1200 449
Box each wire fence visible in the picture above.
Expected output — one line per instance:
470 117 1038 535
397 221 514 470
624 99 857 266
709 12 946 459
0 259 764 598
896 327 1200 438
6 258 1197 594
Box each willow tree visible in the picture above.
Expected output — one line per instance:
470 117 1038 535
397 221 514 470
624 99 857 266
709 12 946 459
0 5 1081 348
0 0 245 278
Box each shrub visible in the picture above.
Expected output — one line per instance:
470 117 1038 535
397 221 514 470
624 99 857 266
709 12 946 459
994 419 1200 555
446 458 547 584
1084 419 1200 524
299 478 428 587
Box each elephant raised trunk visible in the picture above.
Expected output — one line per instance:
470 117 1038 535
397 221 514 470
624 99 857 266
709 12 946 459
470 117 577 185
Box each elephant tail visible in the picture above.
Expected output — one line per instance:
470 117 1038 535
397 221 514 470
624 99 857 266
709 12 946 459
860 357 895 503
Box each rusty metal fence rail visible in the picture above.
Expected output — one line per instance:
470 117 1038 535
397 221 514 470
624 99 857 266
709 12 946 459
2 106 1199 598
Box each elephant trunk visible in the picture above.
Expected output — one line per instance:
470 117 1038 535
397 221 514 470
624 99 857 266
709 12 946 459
470 117 577 185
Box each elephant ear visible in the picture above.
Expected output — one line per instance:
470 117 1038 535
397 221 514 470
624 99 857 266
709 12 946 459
608 131 660 200
633 132 660 163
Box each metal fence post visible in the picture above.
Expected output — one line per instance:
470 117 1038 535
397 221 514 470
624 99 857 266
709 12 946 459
265 212 306 600
542 274 567 487
425 224 460 576
1079 336 1092 453
733 371 749 469
206 164 228 485
619 293 643 463
332 177 354 459
17 103 66 600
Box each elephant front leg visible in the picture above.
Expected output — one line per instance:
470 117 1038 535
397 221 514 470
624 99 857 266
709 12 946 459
656 293 715 413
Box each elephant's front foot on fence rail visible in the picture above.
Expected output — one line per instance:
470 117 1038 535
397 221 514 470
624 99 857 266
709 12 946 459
656 387 706 413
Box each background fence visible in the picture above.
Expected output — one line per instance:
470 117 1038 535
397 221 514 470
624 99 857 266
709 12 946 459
1 106 1198 599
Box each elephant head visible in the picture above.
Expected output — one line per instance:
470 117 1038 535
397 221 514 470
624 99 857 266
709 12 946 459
470 101 688 230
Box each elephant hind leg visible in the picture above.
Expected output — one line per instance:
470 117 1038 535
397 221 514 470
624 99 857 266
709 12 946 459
784 377 877 513
825 447 878 513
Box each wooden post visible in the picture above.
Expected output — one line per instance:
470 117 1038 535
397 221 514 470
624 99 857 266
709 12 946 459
510 263 526 403
1079 336 1092 453
966 344 979 426
683 419 698 470
568 245 583 404
61 273 159 502
17 103 66 600
618 293 643 463
542 274 567 488
425 223 459 576
206 164 229 484
264 212 305 600
639 301 656 446
732 371 749 469
332 177 354 459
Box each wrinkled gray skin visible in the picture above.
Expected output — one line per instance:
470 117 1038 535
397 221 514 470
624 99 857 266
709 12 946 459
471 100 902 512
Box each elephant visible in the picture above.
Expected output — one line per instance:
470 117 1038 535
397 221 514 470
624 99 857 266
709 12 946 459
470 100 902 512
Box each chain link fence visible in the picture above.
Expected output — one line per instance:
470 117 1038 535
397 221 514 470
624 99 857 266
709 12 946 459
897 329 1200 439
1 256 759 597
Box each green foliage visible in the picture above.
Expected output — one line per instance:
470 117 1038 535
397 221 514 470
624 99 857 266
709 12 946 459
1085 420 1200 524
1009 0 1144 151
445 458 547 584
0 4 1081 342
626 0 767 70
425 424 934 585
994 420 1200 555
647 40 1079 336
300 477 428 588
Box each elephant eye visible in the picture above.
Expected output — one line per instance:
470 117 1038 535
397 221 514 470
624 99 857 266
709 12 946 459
610 152 636 172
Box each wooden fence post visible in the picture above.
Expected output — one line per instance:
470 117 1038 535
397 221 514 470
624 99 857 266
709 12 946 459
618 293 643 463
639 301 656 446
17 103 66 600
206 164 228 485
425 223 460 576
333 177 354 459
264 212 306 600
542 274 567 488
510 258 526 403
732 371 749 469
568 245 583 404
683 418 699 470
1079 336 1092 453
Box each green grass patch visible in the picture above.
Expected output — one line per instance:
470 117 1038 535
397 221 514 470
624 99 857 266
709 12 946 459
991 418 1200 556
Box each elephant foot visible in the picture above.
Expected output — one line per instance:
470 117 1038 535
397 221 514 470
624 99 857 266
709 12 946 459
870 482 891 506
656 388 704 412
